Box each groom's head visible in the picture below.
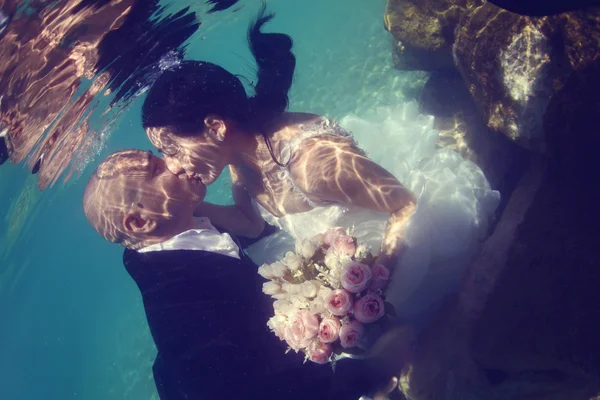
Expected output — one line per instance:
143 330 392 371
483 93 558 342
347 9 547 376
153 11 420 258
83 149 206 249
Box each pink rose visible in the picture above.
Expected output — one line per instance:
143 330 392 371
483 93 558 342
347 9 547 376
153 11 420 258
341 262 372 293
339 320 365 348
308 341 333 364
354 293 385 324
324 289 353 316
284 310 319 351
331 235 356 257
369 264 390 290
323 227 346 246
318 317 341 343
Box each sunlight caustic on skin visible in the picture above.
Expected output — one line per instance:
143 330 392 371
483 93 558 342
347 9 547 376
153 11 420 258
83 150 205 249
146 126 227 185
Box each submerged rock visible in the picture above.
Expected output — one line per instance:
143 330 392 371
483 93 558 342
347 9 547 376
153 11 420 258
383 0 483 70
454 4 550 151
454 5 600 151
385 1 600 153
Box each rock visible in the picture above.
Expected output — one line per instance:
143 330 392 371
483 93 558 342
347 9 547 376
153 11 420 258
385 1 600 153
453 4 600 151
469 108 600 394
557 10 600 72
384 0 483 70
543 57 600 168
453 3 554 151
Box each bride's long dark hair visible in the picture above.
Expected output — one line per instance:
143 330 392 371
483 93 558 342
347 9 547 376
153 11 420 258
141 4 296 164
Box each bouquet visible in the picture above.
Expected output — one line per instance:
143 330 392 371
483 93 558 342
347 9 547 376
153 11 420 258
258 227 392 364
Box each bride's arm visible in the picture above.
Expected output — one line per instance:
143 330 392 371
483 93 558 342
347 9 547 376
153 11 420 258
290 139 416 270
194 166 265 238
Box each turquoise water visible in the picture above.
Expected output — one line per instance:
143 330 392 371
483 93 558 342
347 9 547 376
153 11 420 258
0 0 427 398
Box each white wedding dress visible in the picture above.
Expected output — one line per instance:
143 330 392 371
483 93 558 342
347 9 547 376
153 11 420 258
246 102 500 322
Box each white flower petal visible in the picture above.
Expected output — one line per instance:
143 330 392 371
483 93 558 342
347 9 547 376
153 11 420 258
282 282 300 294
299 281 318 298
270 261 288 278
262 281 281 296
283 251 303 271
257 264 274 279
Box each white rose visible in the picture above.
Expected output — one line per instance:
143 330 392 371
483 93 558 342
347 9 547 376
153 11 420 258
262 281 281 296
282 282 300 295
273 299 295 316
299 281 318 298
324 249 343 271
257 264 274 279
295 239 316 259
270 261 288 278
309 297 326 314
283 251 303 271
289 294 310 309
267 315 286 340
318 286 333 300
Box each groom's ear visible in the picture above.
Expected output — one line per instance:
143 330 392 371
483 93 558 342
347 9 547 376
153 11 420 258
204 115 227 141
123 211 158 235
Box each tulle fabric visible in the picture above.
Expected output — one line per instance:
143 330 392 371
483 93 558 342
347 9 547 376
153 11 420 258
247 102 500 321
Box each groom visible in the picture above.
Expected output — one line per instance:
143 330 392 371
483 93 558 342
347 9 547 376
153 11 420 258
83 149 388 399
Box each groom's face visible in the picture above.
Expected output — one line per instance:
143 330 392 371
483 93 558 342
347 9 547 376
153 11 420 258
84 150 206 248
125 151 206 221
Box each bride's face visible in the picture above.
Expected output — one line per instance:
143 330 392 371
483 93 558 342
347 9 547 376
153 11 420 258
146 124 229 185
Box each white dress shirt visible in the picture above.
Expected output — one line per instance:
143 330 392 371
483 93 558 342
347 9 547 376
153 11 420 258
138 217 241 259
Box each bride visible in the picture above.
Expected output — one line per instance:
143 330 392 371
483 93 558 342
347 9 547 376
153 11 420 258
142 6 500 321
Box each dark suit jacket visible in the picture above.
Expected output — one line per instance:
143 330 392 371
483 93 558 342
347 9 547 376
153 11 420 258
122 241 371 399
